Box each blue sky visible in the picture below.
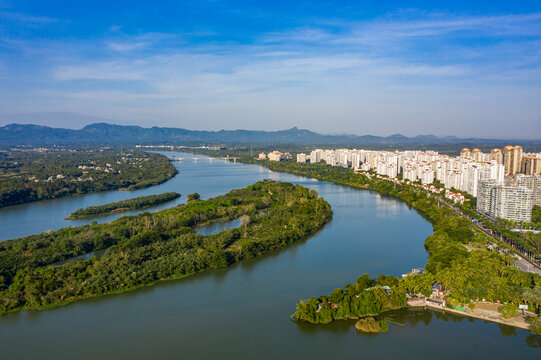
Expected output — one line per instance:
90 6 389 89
0 1 540 138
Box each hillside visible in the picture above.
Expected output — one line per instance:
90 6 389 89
0 123 538 147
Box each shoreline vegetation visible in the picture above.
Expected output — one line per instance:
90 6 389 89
0 180 332 315
183 150 541 335
261 161 541 335
65 192 181 219
0 150 178 209
292 274 407 326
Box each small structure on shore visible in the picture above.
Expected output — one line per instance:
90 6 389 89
432 283 446 297
426 297 446 308
402 268 424 279
406 294 426 306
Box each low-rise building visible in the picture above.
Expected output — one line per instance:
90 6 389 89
268 151 284 161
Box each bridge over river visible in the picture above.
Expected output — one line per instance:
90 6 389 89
169 156 239 163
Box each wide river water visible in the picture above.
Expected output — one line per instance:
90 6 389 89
0 152 539 359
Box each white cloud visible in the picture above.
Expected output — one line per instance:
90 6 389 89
53 61 148 81
0 11 58 25
104 32 179 52
107 41 149 52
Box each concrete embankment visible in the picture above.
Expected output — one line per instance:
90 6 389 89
421 302 532 331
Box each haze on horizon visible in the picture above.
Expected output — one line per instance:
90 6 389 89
0 1 540 139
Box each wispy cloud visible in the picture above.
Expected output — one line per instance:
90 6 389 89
53 61 148 81
0 11 59 25
265 12 541 48
105 32 179 52
106 41 149 52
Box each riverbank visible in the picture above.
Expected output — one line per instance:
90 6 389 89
424 302 532 331
0 150 178 209
185 153 540 335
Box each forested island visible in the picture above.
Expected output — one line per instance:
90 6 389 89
0 180 332 315
0 149 177 208
66 192 181 219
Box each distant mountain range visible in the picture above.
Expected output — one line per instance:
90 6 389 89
0 123 539 148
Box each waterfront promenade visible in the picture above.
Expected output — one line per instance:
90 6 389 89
423 302 533 331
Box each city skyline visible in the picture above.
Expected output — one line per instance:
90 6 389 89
0 1 540 138
287 145 541 222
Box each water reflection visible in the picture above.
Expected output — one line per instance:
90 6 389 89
51 249 106 267
526 334 541 347
195 219 241 236
499 323 518 337
295 307 540 349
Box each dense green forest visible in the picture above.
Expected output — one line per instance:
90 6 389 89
67 192 181 219
0 180 332 315
0 149 177 208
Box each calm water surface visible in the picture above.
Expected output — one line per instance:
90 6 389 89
196 219 241 236
0 152 539 359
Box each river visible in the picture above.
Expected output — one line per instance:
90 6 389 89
0 152 539 359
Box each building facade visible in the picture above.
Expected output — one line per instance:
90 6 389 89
477 179 533 222
516 174 541 207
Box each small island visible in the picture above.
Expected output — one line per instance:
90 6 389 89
66 192 181 219
355 317 389 333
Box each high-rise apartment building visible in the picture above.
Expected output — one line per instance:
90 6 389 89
472 148 483 162
477 179 498 215
490 148 503 164
477 179 533 222
522 155 541 175
516 174 541 207
490 185 532 222
503 145 523 176
310 150 321 164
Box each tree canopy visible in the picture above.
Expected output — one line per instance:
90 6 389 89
0 180 332 315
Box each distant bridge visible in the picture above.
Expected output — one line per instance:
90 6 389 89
169 157 239 163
